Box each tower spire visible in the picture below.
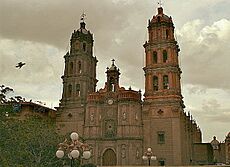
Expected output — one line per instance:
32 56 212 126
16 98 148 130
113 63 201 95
112 59 115 66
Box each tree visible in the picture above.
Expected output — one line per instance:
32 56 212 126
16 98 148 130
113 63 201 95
0 85 14 104
0 84 71 166
0 113 64 167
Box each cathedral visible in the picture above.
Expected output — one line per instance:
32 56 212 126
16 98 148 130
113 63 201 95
56 6 205 166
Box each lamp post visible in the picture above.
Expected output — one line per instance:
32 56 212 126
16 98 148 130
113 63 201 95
56 132 92 167
142 147 157 166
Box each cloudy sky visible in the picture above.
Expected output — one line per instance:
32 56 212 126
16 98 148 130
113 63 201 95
0 0 229 142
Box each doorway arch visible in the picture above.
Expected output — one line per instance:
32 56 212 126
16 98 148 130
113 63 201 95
102 148 116 166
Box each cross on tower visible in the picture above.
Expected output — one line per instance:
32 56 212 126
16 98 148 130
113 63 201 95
80 12 86 22
157 0 163 7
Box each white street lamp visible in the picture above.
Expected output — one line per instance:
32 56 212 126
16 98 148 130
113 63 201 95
70 149 80 159
56 149 64 159
56 132 92 167
142 147 157 166
142 155 148 161
151 156 157 161
70 132 79 141
83 150 91 159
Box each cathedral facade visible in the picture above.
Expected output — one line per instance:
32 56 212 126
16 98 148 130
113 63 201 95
56 6 202 166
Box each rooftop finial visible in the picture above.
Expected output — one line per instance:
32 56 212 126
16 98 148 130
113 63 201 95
80 11 86 29
80 11 86 23
112 59 115 66
157 0 163 7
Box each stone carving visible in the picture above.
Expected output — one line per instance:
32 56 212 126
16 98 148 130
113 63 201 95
157 109 164 115
121 144 126 158
104 120 116 138
107 109 113 117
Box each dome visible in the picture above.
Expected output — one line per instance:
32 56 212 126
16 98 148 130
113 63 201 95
77 28 88 34
150 7 172 23
108 64 117 71
210 136 220 150
107 59 119 72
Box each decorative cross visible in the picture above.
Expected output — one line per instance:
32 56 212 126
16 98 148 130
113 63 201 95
157 0 163 7
80 12 86 22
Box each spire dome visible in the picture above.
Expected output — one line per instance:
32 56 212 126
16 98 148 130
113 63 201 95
107 59 119 72
149 6 172 24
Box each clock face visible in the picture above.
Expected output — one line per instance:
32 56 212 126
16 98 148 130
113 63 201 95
107 99 113 105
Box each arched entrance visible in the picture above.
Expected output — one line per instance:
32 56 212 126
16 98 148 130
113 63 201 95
102 148 116 166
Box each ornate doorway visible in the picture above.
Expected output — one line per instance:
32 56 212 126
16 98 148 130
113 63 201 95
102 148 116 166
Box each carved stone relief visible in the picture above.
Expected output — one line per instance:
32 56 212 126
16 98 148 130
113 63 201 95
121 144 126 158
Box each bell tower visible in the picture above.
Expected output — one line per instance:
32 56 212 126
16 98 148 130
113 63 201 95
60 15 97 106
106 59 120 92
57 14 97 135
142 7 190 166
143 7 182 103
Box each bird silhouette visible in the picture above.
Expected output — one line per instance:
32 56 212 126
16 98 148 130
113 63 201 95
16 62 26 69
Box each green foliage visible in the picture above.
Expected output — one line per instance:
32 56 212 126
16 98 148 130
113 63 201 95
0 104 13 114
0 112 64 167
81 163 97 167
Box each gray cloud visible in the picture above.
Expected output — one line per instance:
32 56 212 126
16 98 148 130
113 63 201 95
0 39 64 105
178 19 230 90
201 99 230 123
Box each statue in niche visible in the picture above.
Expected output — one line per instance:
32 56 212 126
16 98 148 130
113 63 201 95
135 112 138 120
90 112 94 122
122 111 126 120
136 148 140 159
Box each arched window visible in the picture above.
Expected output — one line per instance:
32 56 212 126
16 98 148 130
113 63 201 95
153 51 158 64
163 75 169 89
70 62 73 74
68 84 72 97
83 43 86 52
151 32 154 41
158 29 161 39
166 29 169 39
109 77 115 92
163 50 168 63
78 61 82 74
75 41 80 50
153 76 159 91
111 84 115 92
76 84 80 97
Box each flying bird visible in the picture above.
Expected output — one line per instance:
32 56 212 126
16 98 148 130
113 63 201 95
16 62 26 69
